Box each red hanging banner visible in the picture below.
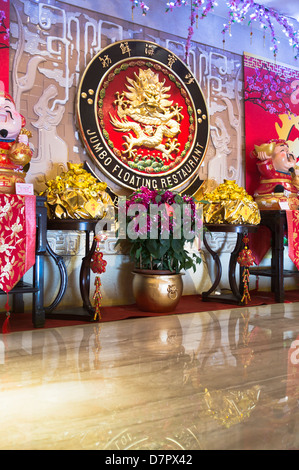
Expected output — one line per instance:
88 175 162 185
244 52 299 197
0 0 10 92
244 53 299 267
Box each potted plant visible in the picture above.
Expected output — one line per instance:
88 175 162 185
116 186 202 313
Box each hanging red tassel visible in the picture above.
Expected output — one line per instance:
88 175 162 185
93 276 102 320
237 235 256 304
2 294 11 334
90 235 107 320
240 268 251 304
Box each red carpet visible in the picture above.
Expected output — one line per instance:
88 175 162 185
1 290 299 333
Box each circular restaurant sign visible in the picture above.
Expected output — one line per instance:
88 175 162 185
76 40 209 192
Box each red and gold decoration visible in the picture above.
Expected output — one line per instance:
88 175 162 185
244 53 299 199
0 91 33 194
77 40 209 196
286 210 299 271
237 235 256 304
250 139 299 210
244 53 299 269
201 179 261 225
0 194 36 333
41 162 112 219
90 234 107 320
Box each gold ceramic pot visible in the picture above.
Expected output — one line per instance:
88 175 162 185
132 269 183 313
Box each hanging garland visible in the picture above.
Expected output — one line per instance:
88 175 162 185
129 0 299 62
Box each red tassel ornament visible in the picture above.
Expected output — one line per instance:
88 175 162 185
90 235 107 320
93 277 103 321
237 235 255 304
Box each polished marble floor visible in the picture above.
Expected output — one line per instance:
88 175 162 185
1 300 299 450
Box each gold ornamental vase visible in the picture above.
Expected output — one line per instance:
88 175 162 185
132 270 183 313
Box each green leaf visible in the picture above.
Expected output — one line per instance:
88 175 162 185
157 239 170 257
174 194 183 204
171 238 184 251
135 246 143 260
145 239 160 259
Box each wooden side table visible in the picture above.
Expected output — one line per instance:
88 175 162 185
249 210 299 302
0 196 47 328
202 223 258 305
45 218 99 321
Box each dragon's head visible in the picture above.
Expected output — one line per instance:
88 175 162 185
124 68 173 112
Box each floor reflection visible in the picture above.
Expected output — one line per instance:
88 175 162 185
0 301 299 449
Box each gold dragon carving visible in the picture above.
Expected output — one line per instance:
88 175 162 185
109 68 185 173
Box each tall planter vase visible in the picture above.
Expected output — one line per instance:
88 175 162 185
132 269 183 313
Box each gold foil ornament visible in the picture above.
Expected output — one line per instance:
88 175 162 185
41 162 112 219
201 180 261 225
193 179 218 201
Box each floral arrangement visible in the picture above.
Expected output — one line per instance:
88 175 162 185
116 186 202 273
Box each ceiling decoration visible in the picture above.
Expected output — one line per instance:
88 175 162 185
129 1 299 62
